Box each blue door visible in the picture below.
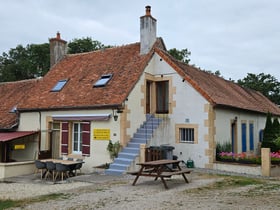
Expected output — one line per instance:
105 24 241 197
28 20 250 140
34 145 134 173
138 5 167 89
242 123 247 152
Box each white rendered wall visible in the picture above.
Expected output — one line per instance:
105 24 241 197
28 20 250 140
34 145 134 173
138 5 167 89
125 72 146 142
145 54 210 168
215 109 266 155
19 109 120 173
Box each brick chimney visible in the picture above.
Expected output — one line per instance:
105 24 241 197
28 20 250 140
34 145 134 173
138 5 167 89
140 6 157 55
49 32 67 67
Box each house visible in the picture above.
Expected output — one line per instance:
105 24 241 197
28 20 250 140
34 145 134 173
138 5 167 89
0 79 39 178
1 6 280 177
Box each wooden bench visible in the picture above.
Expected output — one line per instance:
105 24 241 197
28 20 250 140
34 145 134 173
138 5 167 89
127 168 156 175
161 168 192 177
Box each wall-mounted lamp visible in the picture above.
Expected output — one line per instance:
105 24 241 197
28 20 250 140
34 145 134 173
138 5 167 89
234 116 238 122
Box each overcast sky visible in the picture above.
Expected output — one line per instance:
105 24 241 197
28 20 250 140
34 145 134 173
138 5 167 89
1 0 279 81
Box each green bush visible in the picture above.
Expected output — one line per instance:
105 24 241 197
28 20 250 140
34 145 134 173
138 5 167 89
261 113 280 151
107 140 121 160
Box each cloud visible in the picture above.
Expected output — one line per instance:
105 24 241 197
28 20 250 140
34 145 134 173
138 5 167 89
0 0 279 81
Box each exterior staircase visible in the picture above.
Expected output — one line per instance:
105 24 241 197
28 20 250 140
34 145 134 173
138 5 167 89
105 115 162 175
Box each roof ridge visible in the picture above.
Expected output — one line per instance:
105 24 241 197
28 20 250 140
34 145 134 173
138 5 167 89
66 42 141 57
0 78 40 85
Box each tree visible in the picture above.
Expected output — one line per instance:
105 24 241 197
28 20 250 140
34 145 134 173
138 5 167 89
68 37 111 54
237 73 280 105
272 117 280 138
0 37 110 82
262 112 278 151
0 43 50 82
168 48 191 64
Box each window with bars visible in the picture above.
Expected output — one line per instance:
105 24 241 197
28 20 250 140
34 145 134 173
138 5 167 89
179 128 195 143
176 124 198 144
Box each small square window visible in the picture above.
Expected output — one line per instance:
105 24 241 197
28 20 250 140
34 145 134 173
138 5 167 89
179 128 194 143
51 79 68 92
93 74 112 87
175 124 198 144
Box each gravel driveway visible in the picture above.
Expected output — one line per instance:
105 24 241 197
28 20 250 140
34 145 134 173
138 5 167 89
2 169 280 210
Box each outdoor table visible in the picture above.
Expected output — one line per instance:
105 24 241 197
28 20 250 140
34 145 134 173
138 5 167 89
40 158 84 177
128 159 192 189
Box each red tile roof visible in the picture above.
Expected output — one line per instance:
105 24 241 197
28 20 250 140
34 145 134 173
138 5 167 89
14 38 280 116
0 79 38 129
155 48 280 116
18 40 165 111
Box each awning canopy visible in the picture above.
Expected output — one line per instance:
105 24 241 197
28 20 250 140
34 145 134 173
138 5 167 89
52 114 111 121
0 131 38 142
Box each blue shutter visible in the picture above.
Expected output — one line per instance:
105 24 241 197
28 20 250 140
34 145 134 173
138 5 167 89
242 123 247 152
249 123 254 151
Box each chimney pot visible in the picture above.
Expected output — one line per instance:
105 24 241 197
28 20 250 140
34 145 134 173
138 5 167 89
56 32 61 40
145 5 151 16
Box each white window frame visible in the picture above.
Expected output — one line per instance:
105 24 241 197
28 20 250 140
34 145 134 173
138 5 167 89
72 122 83 154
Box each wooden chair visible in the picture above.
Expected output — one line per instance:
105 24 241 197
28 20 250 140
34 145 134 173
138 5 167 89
34 160 46 179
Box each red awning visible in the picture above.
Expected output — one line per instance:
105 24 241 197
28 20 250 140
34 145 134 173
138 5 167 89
0 131 38 142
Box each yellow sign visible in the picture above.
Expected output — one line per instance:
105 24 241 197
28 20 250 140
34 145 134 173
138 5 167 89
14 144 25 150
93 129 110 140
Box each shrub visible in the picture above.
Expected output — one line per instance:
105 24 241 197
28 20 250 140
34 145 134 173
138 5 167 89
107 140 121 160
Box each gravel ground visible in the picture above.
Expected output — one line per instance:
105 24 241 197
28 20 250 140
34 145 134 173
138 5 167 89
1 168 280 210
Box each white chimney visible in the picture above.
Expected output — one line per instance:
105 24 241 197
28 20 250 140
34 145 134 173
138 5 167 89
140 6 157 55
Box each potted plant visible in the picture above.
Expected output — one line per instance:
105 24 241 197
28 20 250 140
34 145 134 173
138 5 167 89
107 140 121 160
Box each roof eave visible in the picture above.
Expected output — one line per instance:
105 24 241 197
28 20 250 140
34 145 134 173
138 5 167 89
17 103 124 113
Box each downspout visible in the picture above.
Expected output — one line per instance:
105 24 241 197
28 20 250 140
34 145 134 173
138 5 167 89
38 111 42 159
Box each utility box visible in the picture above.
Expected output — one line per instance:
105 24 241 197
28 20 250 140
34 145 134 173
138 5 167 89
160 145 175 160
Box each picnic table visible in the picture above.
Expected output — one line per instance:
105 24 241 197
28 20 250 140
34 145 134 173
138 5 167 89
127 159 192 189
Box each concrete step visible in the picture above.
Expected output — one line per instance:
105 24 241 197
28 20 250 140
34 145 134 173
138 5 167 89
114 158 132 165
122 147 139 154
105 169 124 176
109 163 129 171
118 152 138 160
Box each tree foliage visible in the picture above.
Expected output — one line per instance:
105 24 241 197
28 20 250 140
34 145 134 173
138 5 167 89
168 48 191 64
0 43 50 82
237 73 280 105
261 113 280 152
0 37 111 82
68 37 111 54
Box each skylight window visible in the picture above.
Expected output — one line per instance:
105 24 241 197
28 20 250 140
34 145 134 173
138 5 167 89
51 79 68 92
93 74 113 87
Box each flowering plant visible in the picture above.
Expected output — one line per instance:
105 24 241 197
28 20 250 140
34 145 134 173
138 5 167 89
218 151 280 165
270 152 280 163
217 152 261 164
